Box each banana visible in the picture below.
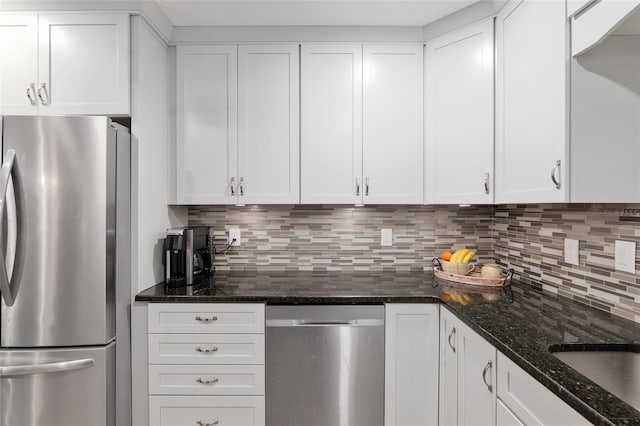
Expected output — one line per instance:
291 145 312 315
451 248 469 263
462 250 476 263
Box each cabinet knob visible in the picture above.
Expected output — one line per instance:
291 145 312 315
355 177 361 196
196 421 219 426
551 160 561 189
195 316 218 322
37 83 49 106
365 177 370 196
239 177 245 196
482 360 493 393
26 84 36 106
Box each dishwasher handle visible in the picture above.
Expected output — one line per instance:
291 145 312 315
266 319 384 327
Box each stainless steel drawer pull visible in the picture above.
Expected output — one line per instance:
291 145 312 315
26 84 36 105
195 347 219 353
195 316 218 322
196 421 219 426
355 177 361 196
482 360 493 393
365 177 370 196
551 160 561 189
484 172 490 195
239 177 245 196
229 177 236 196
448 327 456 353
196 377 219 385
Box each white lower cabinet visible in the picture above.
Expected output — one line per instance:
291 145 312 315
149 396 265 426
496 352 589 426
440 306 496 426
148 303 265 426
384 304 439 426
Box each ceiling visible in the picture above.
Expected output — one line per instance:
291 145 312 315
155 0 480 27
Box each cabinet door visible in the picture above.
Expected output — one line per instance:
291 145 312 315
38 13 129 115
457 321 496 426
176 45 238 204
495 0 569 203
425 19 494 204
363 45 423 204
238 45 299 204
0 14 38 115
439 308 459 426
384 304 438 426
301 44 363 204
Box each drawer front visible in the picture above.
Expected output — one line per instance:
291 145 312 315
149 396 265 426
149 364 265 395
149 334 265 365
149 303 265 334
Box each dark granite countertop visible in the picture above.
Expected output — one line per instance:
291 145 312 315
136 271 640 425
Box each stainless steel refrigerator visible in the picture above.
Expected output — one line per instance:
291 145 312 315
0 116 131 426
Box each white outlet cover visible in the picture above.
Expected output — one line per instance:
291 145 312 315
614 240 635 274
228 228 241 246
381 228 393 247
564 238 579 266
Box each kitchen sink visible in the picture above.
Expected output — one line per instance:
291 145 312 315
549 344 640 411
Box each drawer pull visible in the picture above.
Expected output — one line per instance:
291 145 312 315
448 327 456 353
196 421 219 426
195 347 219 354
195 316 218 322
196 377 219 385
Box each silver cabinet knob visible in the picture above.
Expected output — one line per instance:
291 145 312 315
229 177 236 196
196 377 219 385
239 177 245 196
482 360 493 393
195 316 218 322
196 421 219 426
484 172 490 195
448 327 456 353
365 177 370 196
355 177 361 196
195 347 219 353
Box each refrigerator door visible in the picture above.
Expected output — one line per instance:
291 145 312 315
0 116 116 347
0 343 115 426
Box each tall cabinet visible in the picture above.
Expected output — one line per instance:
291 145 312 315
176 44 299 204
425 18 494 204
495 0 569 203
301 44 423 204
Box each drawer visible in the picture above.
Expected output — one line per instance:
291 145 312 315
149 364 265 395
149 334 265 365
149 303 265 334
149 396 265 426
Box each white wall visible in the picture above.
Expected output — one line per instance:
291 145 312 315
130 15 187 426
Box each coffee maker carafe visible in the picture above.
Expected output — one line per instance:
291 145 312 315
163 226 212 287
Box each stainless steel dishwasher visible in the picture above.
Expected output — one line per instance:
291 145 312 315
266 305 384 426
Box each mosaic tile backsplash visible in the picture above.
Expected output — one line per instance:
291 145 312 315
189 203 640 323
493 204 640 323
189 205 494 271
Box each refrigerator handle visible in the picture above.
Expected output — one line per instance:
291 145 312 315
0 150 17 306
0 358 94 377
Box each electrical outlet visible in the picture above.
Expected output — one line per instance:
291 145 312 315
381 228 393 247
564 238 579 266
228 228 241 246
615 240 635 273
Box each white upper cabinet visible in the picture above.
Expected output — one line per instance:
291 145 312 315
425 18 494 204
238 45 300 204
363 45 424 204
0 15 38 115
301 43 423 205
495 0 569 203
176 45 238 204
176 44 299 205
301 44 363 204
0 13 130 116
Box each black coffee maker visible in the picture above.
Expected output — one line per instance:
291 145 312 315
163 226 212 287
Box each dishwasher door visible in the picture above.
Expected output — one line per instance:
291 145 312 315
266 305 384 426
